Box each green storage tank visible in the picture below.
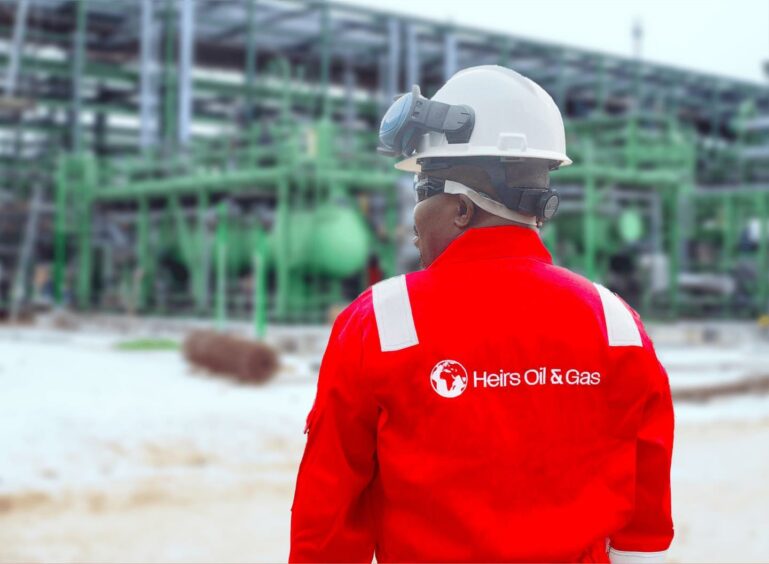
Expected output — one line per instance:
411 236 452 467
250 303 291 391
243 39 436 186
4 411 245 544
269 203 370 278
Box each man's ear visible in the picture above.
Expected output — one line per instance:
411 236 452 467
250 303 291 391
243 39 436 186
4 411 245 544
454 194 475 229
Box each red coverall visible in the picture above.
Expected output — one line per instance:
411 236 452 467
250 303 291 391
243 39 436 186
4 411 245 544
290 225 674 562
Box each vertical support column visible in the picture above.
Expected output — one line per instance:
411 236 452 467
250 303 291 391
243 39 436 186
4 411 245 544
626 114 638 169
597 57 608 113
275 176 290 319
384 180 398 278
668 188 680 317
54 157 68 305
75 155 95 309
244 0 258 124
140 0 159 152
177 0 195 147
721 192 735 273
162 0 177 149
252 229 267 339
541 221 558 264
194 190 209 313
583 142 597 281
671 145 696 314
10 182 43 320
718 193 736 315
496 36 512 67
386 17 400 101
169 194 196 306
215 201 228 329
93 90 107 155
405 23 419 88
554 49 568 110
377 53 388 114
632 19 643 113
443 28 457 81
710 85 722 135
342 55 356 149
319 1 330 117
137 196 150 310
756 191 768 311
633 60 644 113
4 0 30 98
70 0 87 152
102 235 113 309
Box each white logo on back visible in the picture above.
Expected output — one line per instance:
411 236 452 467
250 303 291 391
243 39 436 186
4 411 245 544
430 360 468 398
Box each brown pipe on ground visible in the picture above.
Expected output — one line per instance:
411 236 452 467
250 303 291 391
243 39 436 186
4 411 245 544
183 330 279 385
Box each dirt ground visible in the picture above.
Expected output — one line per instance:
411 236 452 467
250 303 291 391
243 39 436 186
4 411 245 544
2 417 769 562
2 325 769 562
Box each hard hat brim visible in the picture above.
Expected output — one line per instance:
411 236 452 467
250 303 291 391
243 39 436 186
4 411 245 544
395 146 573 173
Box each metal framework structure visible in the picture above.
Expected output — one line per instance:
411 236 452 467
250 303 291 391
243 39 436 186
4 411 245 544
1 0 768 325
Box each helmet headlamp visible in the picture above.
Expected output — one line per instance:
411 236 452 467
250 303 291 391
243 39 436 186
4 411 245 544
378 85 475 158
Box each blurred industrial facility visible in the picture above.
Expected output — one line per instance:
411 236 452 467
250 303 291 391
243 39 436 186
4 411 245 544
3 2 769 562
0 0 768 324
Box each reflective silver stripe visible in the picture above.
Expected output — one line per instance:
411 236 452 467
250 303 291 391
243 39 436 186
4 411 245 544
372 275 419 352
593 282 642 347
609 548 668 563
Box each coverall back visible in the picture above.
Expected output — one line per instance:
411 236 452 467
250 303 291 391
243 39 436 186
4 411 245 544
290 225 674 562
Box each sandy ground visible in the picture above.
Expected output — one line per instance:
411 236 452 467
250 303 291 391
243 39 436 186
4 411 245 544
1 323 769 562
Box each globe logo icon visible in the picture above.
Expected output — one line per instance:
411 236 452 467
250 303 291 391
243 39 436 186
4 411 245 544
430 360 468 398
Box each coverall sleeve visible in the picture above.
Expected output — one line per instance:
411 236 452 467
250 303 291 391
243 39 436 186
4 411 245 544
289 306 379 563
609 308 675 564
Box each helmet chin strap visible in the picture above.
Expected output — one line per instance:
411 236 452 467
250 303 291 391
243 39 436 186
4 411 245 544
443 180 539 228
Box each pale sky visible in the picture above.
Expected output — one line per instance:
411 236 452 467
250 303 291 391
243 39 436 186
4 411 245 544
341 0 769 85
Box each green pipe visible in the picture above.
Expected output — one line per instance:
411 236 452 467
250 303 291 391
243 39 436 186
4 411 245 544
137 196 150 310
102 242 113 307
194 191 209 313
757 192 768 311
253 233 267 339
693 186 769 198
0 53 383 120
542 221 557 264
275 176 290 318
384 180 398 277
582 142 597 281
169 194 194 266
97 167 288 200
725 196 742 315
668 188 680 317
53 157 68 305
721 192 735 273
25 96 233 127
75 155 95 308
553 165 682 185
318 169 399 187
215 201 229 329
100 142 282 175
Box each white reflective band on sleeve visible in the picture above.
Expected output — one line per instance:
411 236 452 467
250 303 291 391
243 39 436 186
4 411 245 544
593 282 642 347
372 275 419 352
609 548 668 563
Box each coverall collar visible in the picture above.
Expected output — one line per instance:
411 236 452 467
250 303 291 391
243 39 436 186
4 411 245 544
427 225 553 270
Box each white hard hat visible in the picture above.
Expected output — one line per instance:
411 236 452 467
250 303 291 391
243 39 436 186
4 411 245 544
391 65 571 173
